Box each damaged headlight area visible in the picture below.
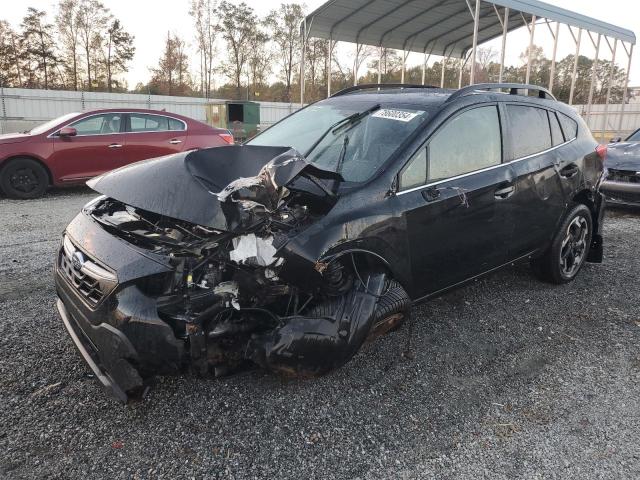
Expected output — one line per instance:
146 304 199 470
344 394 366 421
71 147 410 400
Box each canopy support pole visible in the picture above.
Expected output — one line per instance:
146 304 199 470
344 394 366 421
401 50 406 84
601 38 618 142
326 38 332 98
617 43 634 136
421 44 435 85
353 44 358 86
586 33 602 123
499 7 509 82
469 0 480 85
569 27 582 105
548 21 560 92
525 15 536 84
300 19 307 106
441 55 448 88
377 45 382 83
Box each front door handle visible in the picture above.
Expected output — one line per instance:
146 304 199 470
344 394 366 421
560 163 579 178
169 139 182 145
494 184 515 199
108 143 123 148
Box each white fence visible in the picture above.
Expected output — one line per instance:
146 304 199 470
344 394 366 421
1 87 638 141
0 87 300 134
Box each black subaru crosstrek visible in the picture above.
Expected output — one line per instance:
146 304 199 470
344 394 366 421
55 83 607 401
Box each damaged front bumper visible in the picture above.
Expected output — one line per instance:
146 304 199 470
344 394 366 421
55 145 404 401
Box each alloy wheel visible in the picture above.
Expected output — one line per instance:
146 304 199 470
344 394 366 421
559 215 588 277
9 167 40 193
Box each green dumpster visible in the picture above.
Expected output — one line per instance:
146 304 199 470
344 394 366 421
205 101 260 142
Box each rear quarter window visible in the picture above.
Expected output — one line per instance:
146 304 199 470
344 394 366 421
557 112 578 140
549 111 565 146
505 105 551 160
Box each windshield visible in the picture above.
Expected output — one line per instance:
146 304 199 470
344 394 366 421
28 112 81 135
626 129 640 142
248 102 429 182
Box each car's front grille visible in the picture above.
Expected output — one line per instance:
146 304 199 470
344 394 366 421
607 169 640 184
57 235 117 307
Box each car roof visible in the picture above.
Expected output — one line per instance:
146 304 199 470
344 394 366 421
325 88 452 108
81 107 187 117
327 84 578 118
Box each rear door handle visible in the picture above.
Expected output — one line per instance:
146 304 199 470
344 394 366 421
560 163 579 178
494 184 515 199
108 143 122 148
169 139 182 145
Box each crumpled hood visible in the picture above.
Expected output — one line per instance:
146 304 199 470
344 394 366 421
0 133 31 145
87 145 341 231
606 142 640 170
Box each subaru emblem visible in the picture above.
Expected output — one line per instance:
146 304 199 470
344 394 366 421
71 251 85 271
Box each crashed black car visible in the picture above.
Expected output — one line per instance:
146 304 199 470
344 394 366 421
55 83 606 402
601 128 640 206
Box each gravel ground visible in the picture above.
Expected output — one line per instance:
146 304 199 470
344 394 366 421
0 189 639 480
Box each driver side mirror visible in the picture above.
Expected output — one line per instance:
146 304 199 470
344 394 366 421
59 126 77 138
609 136 622 143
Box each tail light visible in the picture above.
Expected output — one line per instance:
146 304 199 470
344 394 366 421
218 132 234 145
595 144 607 161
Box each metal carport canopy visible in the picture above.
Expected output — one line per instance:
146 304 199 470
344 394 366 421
303 0 636 58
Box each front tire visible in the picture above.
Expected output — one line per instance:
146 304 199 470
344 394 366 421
531 203 593 284
0 158 49 199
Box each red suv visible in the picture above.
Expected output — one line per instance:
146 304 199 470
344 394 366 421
0 108 234 198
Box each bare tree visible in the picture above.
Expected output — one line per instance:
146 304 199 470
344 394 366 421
247 23 271 99
219 1 256 99
266 3 304 102
77 0 108 90
190 0 218 97
352 43 376 84
150 33 190 96
56 0 82 90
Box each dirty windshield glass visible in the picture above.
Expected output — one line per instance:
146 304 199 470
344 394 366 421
248 103 428 182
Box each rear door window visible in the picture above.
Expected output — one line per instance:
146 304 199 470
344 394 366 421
549 111 565 146
505 105 551 160
557 112 578 140
400 105 502 188
128 114 170 132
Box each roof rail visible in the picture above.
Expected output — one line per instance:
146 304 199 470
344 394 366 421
331 83 440 97
446 83 557 103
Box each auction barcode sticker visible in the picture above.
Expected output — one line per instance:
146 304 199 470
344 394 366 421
372 109 423 122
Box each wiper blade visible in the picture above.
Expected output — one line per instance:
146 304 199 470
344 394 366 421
304 103 380 158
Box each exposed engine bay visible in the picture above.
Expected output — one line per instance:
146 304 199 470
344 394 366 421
73 146 410 398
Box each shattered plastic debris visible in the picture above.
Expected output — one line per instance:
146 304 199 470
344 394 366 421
229 234 278 266
213 281 241 310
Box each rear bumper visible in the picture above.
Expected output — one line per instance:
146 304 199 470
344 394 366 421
601 180 640 206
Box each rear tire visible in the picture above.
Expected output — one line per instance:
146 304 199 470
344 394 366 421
531 203 593 284
0 158 49 199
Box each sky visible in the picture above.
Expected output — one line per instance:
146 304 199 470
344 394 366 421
2 0 640 88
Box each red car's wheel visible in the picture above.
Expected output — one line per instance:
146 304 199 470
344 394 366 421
0 158 49 199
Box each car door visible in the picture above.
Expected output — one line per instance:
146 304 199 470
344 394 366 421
394 104 517 297
50 113 127 181
124 113 188 164
503 104 568 257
